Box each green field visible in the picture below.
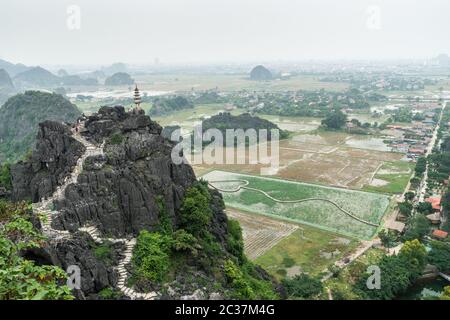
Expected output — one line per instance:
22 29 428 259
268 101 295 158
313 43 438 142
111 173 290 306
202 170 391 240
255 228 358 280
363 161 413 194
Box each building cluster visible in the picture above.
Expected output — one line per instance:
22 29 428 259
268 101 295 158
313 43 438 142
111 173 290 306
384 109 438 160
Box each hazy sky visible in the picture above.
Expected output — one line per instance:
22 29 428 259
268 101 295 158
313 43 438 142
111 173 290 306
1 0 449 66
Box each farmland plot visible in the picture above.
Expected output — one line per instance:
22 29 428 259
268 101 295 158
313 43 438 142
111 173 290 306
202 170 391 240
226 209 298 260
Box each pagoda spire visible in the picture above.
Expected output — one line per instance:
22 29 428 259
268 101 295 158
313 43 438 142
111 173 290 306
133 84 142 109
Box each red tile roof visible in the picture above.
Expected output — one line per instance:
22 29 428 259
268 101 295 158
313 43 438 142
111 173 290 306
432 229 448 239
425 197 442 210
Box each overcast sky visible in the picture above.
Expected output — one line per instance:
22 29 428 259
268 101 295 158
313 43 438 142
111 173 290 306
1 0 449 66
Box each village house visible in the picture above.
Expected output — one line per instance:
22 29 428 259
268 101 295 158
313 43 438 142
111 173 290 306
432 229 448 240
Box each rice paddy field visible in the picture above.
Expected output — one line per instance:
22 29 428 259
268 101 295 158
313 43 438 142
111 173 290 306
202 170 391 240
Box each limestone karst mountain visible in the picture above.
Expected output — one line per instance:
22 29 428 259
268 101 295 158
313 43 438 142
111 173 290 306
0 91 81 162
104 72 134 86
0 69 14 90
13 66 61 87
250 65 272 81
10 106 279 300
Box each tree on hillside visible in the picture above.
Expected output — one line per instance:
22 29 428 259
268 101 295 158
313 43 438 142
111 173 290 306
321 109 347 129
0 200 73 300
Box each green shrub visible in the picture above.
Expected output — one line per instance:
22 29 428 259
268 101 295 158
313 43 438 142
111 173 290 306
109 132 124 145
227 219 245 263
281 274 323 299
0 163 11 190
171 229 198 255
132 230 171 283
282 256 296 268
180 182 212 237
224 259 278 300
94 243 113 263
155 195 173 235
0 201 73 300
98 287 120 300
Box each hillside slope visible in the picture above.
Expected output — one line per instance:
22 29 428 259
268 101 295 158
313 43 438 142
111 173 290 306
0 91 81 162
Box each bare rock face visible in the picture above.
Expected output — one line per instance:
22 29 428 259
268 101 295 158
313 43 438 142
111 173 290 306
11 120 85 202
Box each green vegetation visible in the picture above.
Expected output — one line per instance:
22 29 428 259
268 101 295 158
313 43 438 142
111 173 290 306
255 228 357 279
281 274 323 299
93 242 114 265
200 112 289 146
108 132 124 145
0 200 73 300
149 96 193 116
356 240 427 300
390 107 413 123
98 287 121 300
131 182 278 299
321 109 347 130
363 161 413 194
0 163 12 190
226 219 245 264
402 214 431 241
204 171 390 239
179 182 213 237
0 91 81 162
223 259 278 300
132 231 171 283
415 157 427 176
428 241 450 272
327 240 428 300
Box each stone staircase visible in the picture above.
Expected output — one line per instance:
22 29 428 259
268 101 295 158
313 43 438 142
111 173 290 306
32 121 157 300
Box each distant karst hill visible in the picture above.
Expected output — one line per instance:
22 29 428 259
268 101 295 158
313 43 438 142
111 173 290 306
200 112 288 145
150 95 193 116
0 91 81 162
0 58 30 77
104 72 134 86
0 69 16 105
250 65 272 81
14 66 60 87
0 69 14 89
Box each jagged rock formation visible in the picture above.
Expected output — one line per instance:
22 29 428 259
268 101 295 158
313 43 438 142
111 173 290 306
250 65 272 81
10 106 197 298
11 106 278 300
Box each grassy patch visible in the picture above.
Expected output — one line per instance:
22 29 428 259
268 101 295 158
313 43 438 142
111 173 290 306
255 228 358 280
363 161 413 194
